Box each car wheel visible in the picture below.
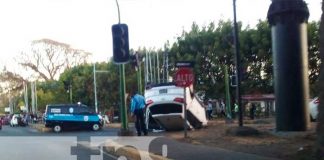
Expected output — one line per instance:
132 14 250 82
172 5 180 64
92 123 100 131
310 115 316 122
53 125 62 133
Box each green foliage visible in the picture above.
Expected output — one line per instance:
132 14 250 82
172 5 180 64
307 21 321 97
168 20 320 99
1 19 320 114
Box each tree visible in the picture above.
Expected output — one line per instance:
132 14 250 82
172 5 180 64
0 69 26 92
308 21 321 97
170 21 236 99
16 39 91 81
315 1 324 158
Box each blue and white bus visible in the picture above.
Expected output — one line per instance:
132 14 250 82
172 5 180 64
44 104 103 132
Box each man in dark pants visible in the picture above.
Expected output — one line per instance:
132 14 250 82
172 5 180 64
250 103 256 120
130 91 148 136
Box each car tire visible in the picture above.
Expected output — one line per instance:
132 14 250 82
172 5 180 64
92 123 100 131
53 125 62 133
310 115 316 122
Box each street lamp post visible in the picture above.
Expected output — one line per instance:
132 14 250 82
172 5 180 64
232 0 243 127
93 63 98 113
93 63 110 114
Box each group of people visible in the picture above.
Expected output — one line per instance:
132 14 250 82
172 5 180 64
204 100 257 120
204 100 226 120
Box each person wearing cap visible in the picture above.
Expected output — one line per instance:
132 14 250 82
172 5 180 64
130 91 148 136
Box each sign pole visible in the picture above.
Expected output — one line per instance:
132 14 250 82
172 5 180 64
174 61 195 139
184 87 187 138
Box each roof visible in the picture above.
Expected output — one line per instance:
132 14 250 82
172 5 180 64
241 94 275 101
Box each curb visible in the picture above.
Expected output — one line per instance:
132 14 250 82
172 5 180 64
104 141 170 160
29 124 52 132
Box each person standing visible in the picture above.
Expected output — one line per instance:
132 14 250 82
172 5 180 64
250 103 256 120
234 103 239 119
206 100 213 120
130 91 148 136
220 101 226 117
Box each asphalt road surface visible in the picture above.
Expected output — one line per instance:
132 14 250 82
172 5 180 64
0 125 119 160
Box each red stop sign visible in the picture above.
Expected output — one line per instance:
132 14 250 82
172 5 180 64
174 68 194 87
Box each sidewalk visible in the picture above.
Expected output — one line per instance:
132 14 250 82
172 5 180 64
106 119 316 160
105 122 279 160
144 137 277 160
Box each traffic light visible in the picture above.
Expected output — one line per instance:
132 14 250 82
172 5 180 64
112 24 130 64
230 75 237 87
130 54 137 68
63 81 69 92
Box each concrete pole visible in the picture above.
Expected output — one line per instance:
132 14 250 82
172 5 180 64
35 81 37 113
157 52 160 84
267 0 310 131
31 82 35 114
24 83 29 113
149 52 153 83
94 63 98 113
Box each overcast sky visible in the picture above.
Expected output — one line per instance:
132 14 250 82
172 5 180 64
0 0 321 72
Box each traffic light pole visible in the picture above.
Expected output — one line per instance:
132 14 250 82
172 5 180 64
268 0 310 131
119 64 128 131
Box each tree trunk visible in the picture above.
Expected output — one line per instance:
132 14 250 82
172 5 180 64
315 1 324 158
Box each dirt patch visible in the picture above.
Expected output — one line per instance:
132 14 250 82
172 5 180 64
164 118 317 160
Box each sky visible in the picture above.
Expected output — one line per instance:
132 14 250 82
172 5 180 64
0 0 322 73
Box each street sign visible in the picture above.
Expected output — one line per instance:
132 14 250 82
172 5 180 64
174 68 194 87
175 61 195 68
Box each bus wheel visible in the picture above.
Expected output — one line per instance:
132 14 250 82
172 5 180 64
92 123 100 131
53 125 62 133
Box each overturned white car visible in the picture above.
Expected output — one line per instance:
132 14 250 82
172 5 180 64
144 83 207 131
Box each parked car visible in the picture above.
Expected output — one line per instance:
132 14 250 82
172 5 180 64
10 114 19 127
309 97 319 122
0 118 2 130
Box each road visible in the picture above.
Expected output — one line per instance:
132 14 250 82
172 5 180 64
0 125 119 160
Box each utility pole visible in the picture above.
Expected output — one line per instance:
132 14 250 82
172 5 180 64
35 81 37 113
153 52 156 84
69 83 73 104
93 63 110 113
135 52 143 95
267 0 310 131
149 52 153 83
166 51 169 82
93 63 98 113
31 82 35 114
232 0 243 126
157 52 160 84
145 51 149 85
24 82 29 113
